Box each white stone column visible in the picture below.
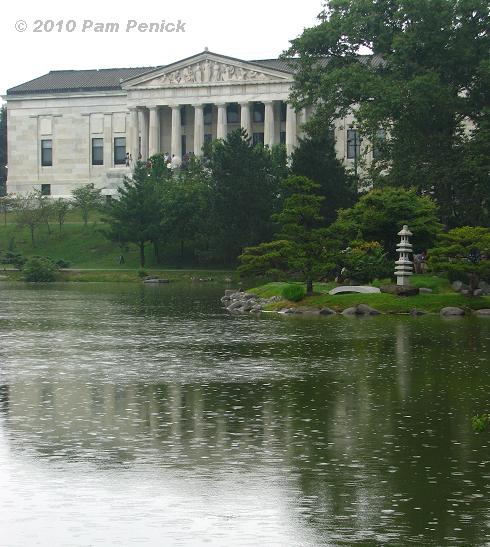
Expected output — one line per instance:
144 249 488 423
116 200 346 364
216 103 227 140
129 107 140 163
286 103 297 156
149 106 160 157
193 104 204 155
298 108 307 139
239 102 252 138
103 113 112 167
264 101 275 147
171 105 182 159
140 108 149 160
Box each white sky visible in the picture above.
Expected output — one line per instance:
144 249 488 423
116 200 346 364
1 0 322 96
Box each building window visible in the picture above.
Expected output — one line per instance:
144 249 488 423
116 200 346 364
92 138 103 166
253 103 265 123
373 129 386 160
280 102 287 122
252 132 264 146
280 131 286 145
180 106 187 126
41 139 52 166
204 133 213 143
204 105 213 125
114 137 126 165
227 104 239 124
41 184 51 196
181 135 187 156
347 129 361 159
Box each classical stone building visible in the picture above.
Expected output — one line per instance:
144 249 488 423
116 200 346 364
5 50 361 197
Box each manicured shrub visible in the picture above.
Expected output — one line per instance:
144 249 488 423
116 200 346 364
22 257 58 282
281 284 306 302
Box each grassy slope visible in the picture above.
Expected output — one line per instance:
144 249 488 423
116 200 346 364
248 276 490 313
0 212 234 277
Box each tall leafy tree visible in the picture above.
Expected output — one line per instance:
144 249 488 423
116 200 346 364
285 0 490 225
71 184 102 226
329 187 441 255
162 159 212 261
429 226 490 293
209 129 283 263
291 129 355 224
239 176 331 294
104 159 168 267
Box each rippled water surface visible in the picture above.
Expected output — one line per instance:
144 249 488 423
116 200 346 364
1 282 490 546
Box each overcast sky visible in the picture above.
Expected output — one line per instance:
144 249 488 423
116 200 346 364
1 0 322 97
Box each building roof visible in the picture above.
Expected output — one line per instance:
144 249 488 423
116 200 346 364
6 55 296 96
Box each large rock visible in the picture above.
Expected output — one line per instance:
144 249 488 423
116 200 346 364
410 308 427 316
474 309 490 316
380 284 420 296
440 307 465 317
329 285 381 295
478 281 490 294
473 289 484 297
341 307 358 315
319 307 336 315
356 304 381 315
418 287 433 294
452 280 468 292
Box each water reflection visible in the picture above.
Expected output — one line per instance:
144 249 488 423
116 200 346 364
0 283 490 546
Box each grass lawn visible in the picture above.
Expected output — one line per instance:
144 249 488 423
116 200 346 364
248 276 490 314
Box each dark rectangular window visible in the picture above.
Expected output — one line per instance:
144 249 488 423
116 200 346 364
41 139 52 166
253 103 265 123
181 135 187 156
204 133 213 143
204 105 213 125
252 132 264 146
92 138 103 165
180 106 187 126
347 129 361 159
373 129 386 160
114 137 126 165
280 102 287 122
280 131 286 145
227 104 239 124
41 184 51 196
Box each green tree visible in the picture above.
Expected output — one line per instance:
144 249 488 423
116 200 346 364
0 194 14 225
209 129 283 263
162 159 211 262
429 226 490 293
291 129 355 224
71 184 102 226
104 159 167 267
329 187 441 256
237 239 295 280
239 176 332 295
51 198 71 232
23 257 58 282
285 0 490 225
13 191 44 246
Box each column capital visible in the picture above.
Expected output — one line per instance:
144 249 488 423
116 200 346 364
192 103 204 109
262 99 274 105
170 104 181 111
215 102 227 108
148 105 160 111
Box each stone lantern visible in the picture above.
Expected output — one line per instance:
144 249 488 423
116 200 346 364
395 225 413 287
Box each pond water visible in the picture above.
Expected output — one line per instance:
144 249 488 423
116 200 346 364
0 282 490 546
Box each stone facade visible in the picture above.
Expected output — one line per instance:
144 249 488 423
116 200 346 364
5 50 369 197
